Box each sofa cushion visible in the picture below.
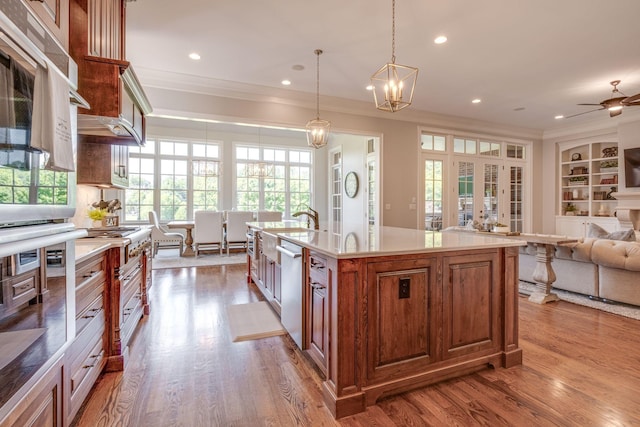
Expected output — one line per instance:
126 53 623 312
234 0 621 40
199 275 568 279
587 223 636 241
555 238 594 262
591 240 640 271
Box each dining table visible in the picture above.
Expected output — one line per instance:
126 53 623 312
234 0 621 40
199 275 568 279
167 220 195 257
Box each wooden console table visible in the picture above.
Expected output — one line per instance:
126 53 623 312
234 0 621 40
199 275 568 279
504 234 578 304
167 221 195 257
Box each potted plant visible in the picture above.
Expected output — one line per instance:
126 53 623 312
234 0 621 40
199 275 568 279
492 222 510 233
569 176 588 186
87 207 108 227
564 203 577 216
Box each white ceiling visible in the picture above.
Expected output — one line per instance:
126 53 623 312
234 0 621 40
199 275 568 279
125 0 640 132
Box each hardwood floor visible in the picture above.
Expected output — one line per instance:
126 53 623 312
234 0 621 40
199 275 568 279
72 264 640 426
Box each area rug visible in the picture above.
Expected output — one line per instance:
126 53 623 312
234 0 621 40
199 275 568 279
0 328 46 371
519 281 640 321
227 301 286 342
152 250 246 270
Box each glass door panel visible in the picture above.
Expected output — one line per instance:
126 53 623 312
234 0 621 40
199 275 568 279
510 165 524 232
457 161 474 226
424 159 443 230
483 163 499 223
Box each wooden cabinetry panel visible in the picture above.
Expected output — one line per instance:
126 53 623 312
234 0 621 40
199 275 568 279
1 357 63 427
25 0 70 49
77 141 129 188
442 251 500 359
365 257 437 383
306 251 332 373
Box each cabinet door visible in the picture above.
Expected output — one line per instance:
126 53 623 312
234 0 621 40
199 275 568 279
87 0 123 59
365 256 437 384
26 0 70 49
442 250 500 360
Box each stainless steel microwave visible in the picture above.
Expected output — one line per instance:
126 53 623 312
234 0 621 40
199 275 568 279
10 248 40 276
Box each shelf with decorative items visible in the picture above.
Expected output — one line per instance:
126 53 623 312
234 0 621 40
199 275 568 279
557 138 619 236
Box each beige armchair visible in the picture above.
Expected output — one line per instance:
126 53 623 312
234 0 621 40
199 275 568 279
224 211 254 255
193 210 224 256
148 211 184 257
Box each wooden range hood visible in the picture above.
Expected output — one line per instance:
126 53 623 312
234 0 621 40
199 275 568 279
75 56 152 146
70 0 152 146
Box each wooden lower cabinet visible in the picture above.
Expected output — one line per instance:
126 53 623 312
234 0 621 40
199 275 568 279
66 250 108 424
0 357 64 427
306 251 331 373
310 246 521 418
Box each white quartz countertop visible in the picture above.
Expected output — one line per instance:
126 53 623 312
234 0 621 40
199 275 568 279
75 240 112 262
277 226 526 259
247 220 311 232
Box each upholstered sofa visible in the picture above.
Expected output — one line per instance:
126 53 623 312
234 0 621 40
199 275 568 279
519 235 640 306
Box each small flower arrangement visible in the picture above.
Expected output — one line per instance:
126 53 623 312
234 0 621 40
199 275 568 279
87 207 108 221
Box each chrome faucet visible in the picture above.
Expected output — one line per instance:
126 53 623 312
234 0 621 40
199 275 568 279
292 205 319 230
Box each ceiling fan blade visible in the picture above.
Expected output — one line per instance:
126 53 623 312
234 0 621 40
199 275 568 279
622 93 640 106
563 107 605 119
610 109 622 117
577 103 603 106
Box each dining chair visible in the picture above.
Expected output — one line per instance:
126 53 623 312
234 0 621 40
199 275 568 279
193 210 224 256
224 211 255 255
148 211 184 257
256 211 283 222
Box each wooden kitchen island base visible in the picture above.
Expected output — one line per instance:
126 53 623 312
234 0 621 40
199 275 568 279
279 228 524 419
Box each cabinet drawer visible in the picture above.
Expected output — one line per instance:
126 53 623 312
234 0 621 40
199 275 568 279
308 252 327 283
69 336 105 403
76 294 105 337
9 272 38 304
120 291 142 348
75 254 106 295
76 276 105 318
121 263 142 305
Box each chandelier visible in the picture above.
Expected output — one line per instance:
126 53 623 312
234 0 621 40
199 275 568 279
192 123 220 176
370 0 418 112
246 127 274 178
192 160 220 177
306 49 331 148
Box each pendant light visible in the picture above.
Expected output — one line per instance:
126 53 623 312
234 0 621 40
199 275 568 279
306 49 331 149
192 122 220 176
370 0 418 113
246 127 274 178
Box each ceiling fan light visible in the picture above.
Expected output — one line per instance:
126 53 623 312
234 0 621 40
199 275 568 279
608 105 623 111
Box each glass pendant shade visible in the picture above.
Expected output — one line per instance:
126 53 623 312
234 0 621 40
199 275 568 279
371 62 418 112
306 118 331 148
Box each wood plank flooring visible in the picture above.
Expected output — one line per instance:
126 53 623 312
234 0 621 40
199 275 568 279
72 264 640 426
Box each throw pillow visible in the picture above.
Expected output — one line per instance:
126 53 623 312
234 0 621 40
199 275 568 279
587 223 636 241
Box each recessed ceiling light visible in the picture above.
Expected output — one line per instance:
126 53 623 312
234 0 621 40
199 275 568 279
281 80 291 86
188 52 201 60
555 115 564 119
472 98 481 104
513 107 526 111
366 85 374 91
292 64 305 71
434 35 448 44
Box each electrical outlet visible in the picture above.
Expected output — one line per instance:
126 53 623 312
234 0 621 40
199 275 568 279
399 278 410 299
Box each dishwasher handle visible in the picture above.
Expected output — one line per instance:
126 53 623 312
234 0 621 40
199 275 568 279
276 245 302 259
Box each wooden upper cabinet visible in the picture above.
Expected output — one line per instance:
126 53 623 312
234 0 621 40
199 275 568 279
25 0 70 49
69 0 124 60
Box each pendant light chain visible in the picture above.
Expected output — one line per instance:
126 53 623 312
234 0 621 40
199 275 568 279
315 49 322 119
391 0 396 64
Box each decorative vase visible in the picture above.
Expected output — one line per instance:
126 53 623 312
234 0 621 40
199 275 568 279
92 220 102 228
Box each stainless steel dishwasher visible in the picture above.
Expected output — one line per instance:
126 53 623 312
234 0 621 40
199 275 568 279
277 239 304 349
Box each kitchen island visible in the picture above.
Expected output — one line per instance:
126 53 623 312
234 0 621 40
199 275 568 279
276 226 525 418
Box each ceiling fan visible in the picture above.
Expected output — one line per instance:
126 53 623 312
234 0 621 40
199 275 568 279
565 80 640 118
